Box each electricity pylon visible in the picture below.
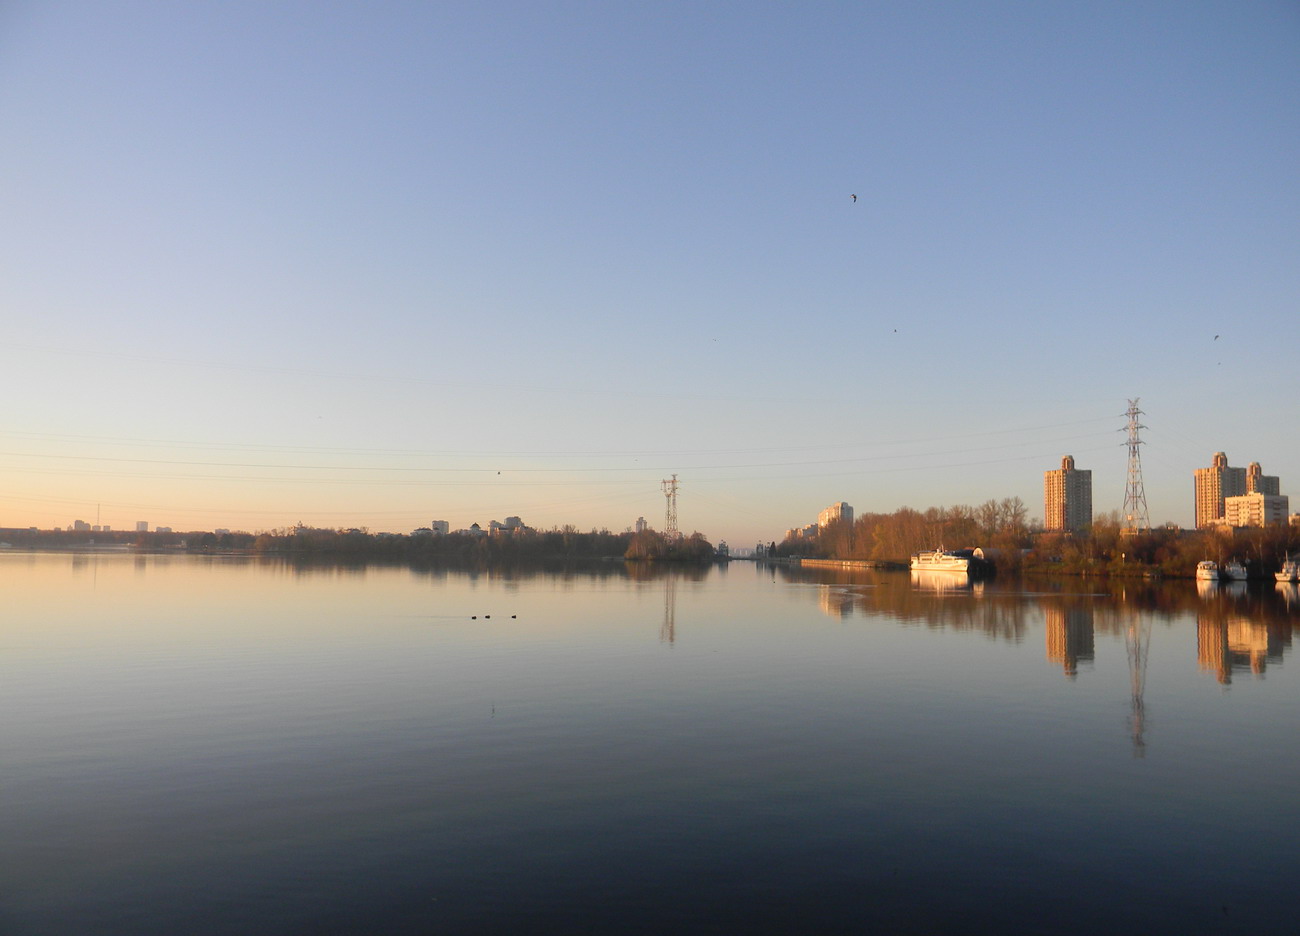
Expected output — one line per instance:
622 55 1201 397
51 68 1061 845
661 474 679 540
1121 399 1151 532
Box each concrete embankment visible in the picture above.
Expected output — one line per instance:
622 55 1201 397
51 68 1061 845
789 558 907 571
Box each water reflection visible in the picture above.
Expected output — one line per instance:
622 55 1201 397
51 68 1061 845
1123 611 1152 756
1044 605 1095 678
772 562 1296 688
3 553 1299 935
910 568 982 594
1197 612 1289 684
818 585 855 619
662 571 677 644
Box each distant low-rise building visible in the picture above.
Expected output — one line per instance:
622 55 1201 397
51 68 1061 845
430 520 450 535
136 521 149 532
1224 493 1290 527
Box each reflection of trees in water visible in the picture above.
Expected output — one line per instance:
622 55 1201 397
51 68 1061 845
775 566 1034 643
773 565 1296 661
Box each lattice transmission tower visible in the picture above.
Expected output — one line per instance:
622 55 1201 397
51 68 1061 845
661 474 680 540
1121 399 1151 532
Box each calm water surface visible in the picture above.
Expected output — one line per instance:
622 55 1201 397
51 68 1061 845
2 553 1297 935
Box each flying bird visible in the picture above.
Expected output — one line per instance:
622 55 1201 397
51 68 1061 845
850 194 857 203
1214 335 1220 340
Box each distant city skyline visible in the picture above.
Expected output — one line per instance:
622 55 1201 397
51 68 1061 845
2 2 1296 545
7 425 1299 541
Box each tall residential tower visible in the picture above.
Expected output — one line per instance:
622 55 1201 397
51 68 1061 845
817 502 854 528
1044 455 1092 532
1194 453 1247 528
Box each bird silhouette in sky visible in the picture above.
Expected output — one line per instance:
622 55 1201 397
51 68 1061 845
1214 335 1220 340
850 194 857 203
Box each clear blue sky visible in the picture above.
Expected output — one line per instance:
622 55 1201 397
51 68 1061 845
2 1 1297 543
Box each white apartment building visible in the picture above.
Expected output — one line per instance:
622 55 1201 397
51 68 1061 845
1224 493 1290 527
818 502 854 528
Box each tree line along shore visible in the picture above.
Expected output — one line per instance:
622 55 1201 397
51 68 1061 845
7 501 1298 577
0 525 716 564
772 500 1300 579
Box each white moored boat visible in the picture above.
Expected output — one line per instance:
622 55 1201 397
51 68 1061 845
910 548 973 573
1195 561 1220 581
1275 559 1300 583
1221 560 1247 581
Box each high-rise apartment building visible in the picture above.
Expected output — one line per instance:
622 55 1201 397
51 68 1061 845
1044 455 1092 532
1246 462 1280 495
1193 452 1247 529
817 502 853 528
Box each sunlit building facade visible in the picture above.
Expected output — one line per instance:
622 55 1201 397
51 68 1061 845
1195 454 1284 528
817 502 854 529
1246 461 1280 496
1044 455 1092 532
1194 452 1247 529
1224 492 1290 527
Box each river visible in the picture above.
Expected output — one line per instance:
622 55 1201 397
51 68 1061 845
1 552 1296 934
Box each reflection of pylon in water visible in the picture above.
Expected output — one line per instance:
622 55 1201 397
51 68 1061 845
661 573 677 645
1124 610 1151 756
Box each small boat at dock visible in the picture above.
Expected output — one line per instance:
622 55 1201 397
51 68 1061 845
1195 561 1219 581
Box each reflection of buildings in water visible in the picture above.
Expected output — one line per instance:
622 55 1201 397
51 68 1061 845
818 586 855 619
1044 605 1095 678
1228 617 1275 675
1197 615 1230 684
1197 613 1285 684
